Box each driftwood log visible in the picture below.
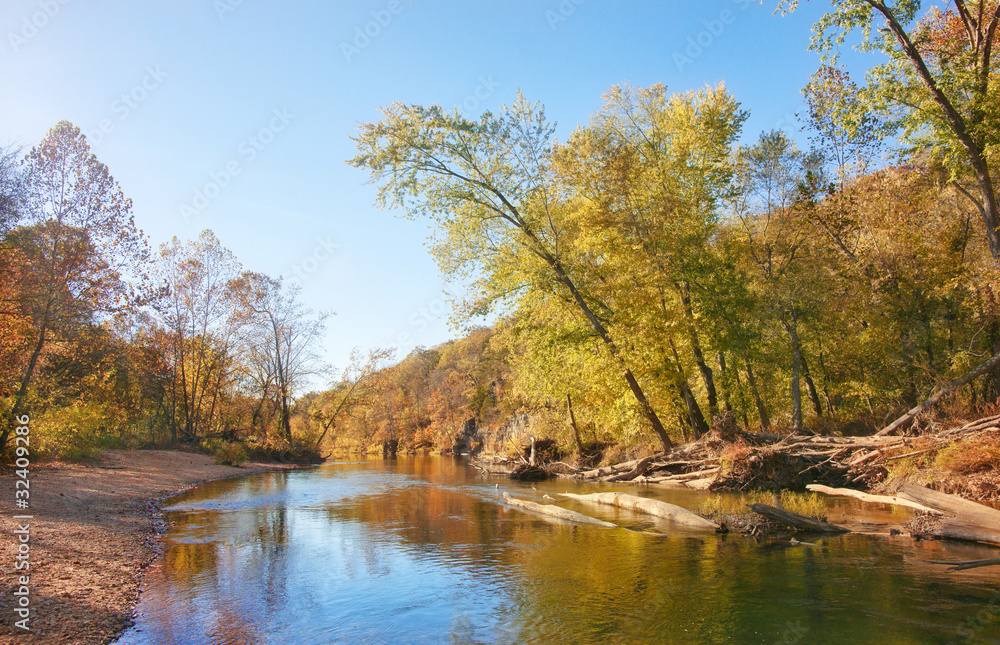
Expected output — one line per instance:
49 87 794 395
606 457 654 482
925 558 1000 571
501 493 618 528
559 492 719 530
899 484 1000 545
748 503 850 533
806 484 942 514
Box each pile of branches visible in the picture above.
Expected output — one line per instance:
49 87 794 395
562 414 1000 492
471 415 1000 491
472 437 578 481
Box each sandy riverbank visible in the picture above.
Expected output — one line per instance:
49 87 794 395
0 450 301 644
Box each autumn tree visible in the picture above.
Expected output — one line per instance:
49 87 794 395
782 0 1000 259
349 94 675 450
152 230 243 441
2 122 148 450
308 347 394 451
555 83 747 437
235 272 329 443
0 143 24 235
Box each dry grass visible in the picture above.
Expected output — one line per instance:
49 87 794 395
698 490 827 519
877 431 1000 502
934 435 1000 475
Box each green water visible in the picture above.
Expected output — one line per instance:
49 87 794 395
115 456 1000 644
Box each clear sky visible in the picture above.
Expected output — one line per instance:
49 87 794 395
0 0 874 384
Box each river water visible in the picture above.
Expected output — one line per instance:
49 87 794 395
115 456 1000 644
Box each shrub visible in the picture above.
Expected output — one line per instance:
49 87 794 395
213 441 248 466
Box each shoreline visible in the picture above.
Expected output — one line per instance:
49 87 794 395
0 449 303 645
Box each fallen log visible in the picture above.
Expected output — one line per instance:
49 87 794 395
877 350 1000 436
606 456 654 482
898 485 1000 523
924 557 1000 571
899 484 1000 545
660 467 721 482
501 493 618 528
748 503 849 533
558 492 719 530
806 484 942 514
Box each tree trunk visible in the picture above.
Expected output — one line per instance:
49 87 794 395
877 349 1000 435
679 381 709 439
680 281 718 415
749 503 849 533
279 385 292 443
547 259 672 449
816 340 834 413
567 394 584 454
676 413 690 443
502 493 618 528
782 312 804 434
800 353 823 418
868 1 1000 259
559 492 719 530
4 319 48 450
669 338 709 438
718 351 733 412
745 357 770 431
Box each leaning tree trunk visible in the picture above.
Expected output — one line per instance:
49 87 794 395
566 394 584 454
680 281 718 415
546 258 672 450
878 349 1000 436
669 338 709 438
782 311 804 434
801 353 823 418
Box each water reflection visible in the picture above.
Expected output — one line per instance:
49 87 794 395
116 457 1000 644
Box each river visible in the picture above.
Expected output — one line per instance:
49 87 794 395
115 456 1000 644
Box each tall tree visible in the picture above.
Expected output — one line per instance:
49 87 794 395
349 94 675 450
731 131 826 433
0 143 24 236
556 83 747 435
236 272 329 443
152 230 242 441
3 122 148 449
782 0 1000 259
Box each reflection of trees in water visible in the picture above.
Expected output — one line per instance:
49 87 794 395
207 606 264 645
131 460 1000 644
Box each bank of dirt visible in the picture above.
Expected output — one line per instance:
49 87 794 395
0 449 300 645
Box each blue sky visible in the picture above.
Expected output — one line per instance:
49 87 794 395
1 0 874 385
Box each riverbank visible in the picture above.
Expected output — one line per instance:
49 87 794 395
0 449 302 644
477 413 1000 502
